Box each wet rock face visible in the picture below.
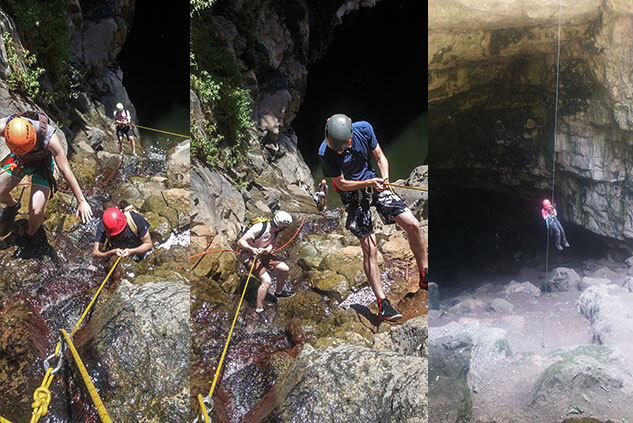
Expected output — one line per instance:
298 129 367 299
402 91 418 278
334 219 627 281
73 280 189 421
0 300 51 422
429 0 633 243
274 315 427 423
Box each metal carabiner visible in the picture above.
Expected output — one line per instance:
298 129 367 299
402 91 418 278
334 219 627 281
43 337 66 375
192 395 213 423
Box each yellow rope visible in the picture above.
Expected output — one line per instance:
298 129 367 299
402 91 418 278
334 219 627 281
30 256 122 422
131 123 189 139
70 256 122 337
61 330 112 423
197 394 211 423
29 368 54 423
0 416 14 423
385 182 428 192
203 254 259 411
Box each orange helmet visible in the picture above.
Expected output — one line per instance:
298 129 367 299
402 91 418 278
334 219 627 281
5 117 36 154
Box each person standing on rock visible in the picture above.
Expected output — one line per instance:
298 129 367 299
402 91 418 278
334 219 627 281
0 111 93 239
113 103 137 156
93 206 153 262
313 178 328 211
237 211 295 320
318 114 429 321
542 199 570 251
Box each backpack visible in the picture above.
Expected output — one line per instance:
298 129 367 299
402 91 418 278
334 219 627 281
237 217 271 242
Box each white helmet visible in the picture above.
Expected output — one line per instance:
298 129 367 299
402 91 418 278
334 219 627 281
116 103 124 111
273 211 293 228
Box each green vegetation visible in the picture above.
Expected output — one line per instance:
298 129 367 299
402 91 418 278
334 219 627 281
190 0 265 169
0 0 80 102
3 32 44 98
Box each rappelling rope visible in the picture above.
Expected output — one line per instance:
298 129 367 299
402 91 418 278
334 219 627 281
542 0 563 348
29 256 122 423
0 416 14 423
195 254 259 423
60 329 112 423
385 182 428 192
189 212 310 260
131 123 189 139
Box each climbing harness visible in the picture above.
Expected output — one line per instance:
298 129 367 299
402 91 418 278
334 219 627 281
194 255 259 423
27 256 121 423
541 0 563 348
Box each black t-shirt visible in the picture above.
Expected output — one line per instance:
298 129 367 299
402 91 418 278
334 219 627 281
94 211 150 249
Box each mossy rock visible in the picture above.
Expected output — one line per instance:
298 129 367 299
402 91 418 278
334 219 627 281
262 351 295 382
143 211 171 243
275 290 327 326
307 269 350 302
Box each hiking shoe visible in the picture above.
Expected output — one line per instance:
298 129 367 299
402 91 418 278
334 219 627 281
378 297 402 321
255 309 268 323
0 199 20 221
0 199 21 235
564 241 570 247
274 290 295 299
419 268 428 291
555 244 563 251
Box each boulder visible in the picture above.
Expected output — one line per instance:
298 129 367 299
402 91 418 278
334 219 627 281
273 343 427 423
548 267 582 292
428 332 473 423
504 280 541 297
74 281 189 421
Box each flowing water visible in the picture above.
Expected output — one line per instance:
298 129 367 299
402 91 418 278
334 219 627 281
0 144 188 422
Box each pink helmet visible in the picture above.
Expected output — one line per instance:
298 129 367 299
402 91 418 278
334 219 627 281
542 199 551 208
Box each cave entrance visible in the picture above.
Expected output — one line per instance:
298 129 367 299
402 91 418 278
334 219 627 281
292 0 426 194
430 174 619 289
116 0 189 149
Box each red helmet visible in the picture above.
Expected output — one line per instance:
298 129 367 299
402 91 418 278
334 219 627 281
542 199 551 208
103 207 126 236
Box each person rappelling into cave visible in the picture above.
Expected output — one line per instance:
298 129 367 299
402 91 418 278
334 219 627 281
318 114 428 321
0 111 93 243
92 206 153 262
542 199 570 251
312 178 328 211
113 102 137 156
236 211 296 321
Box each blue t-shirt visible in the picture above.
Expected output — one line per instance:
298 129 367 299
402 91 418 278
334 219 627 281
318 121 378 181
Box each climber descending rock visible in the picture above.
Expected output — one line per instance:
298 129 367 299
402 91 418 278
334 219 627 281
237 211 296 321
318 114 428 321
92 206 153 262
0 111 93 240
312 179 328 211
113 102 137 156
542 199 570 251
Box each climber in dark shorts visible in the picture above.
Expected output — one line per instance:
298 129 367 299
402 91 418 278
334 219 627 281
318 114 429 321
541 199 570 251
0 111 93 238
92 206 153 261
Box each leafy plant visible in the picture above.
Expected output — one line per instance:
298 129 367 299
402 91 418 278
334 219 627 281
3 32 45 98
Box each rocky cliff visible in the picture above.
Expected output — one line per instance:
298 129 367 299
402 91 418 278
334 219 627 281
429 0 633 243
190 1 427 422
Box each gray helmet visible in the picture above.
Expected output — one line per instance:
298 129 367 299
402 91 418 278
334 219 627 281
325 114 353 151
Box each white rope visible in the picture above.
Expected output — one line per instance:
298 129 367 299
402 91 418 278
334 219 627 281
542 0 563 348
